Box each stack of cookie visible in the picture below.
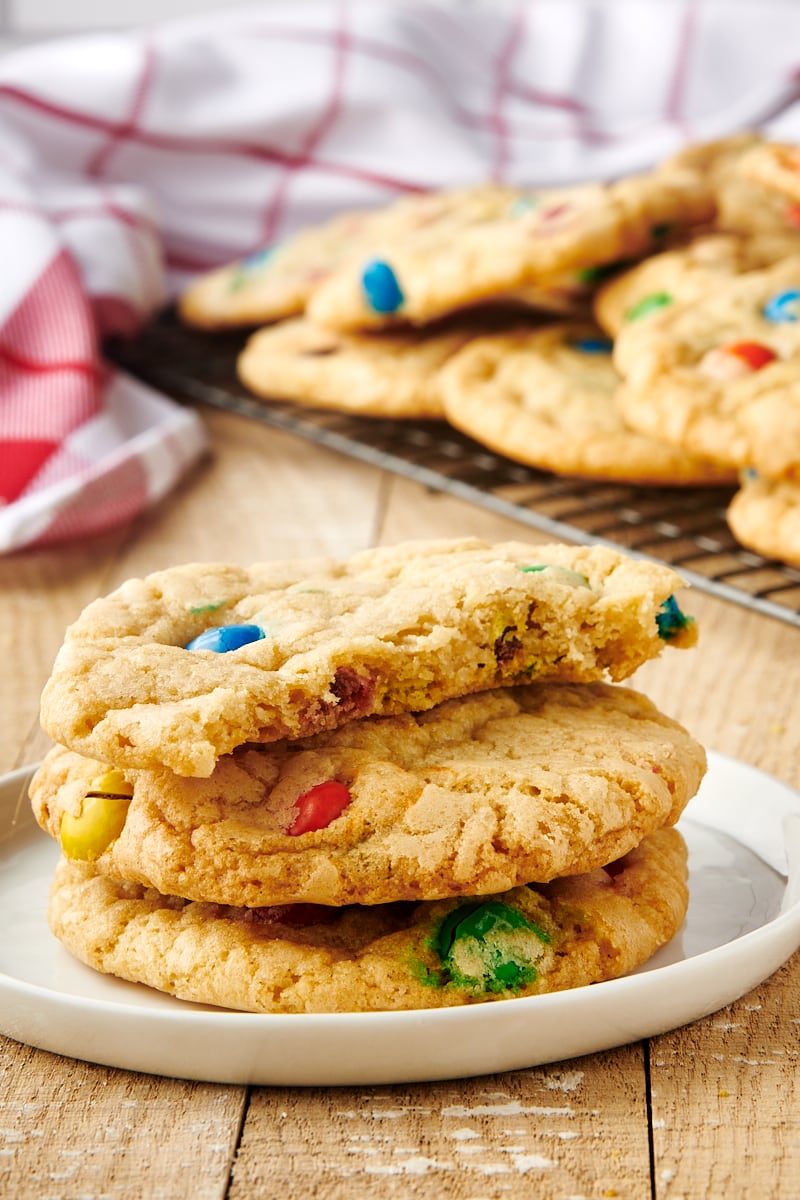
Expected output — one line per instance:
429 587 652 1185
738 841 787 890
179 133 800 566
31 538 706 1013
604 136 800 568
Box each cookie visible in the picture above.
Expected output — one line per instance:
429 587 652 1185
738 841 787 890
177 185 518 330
177 207 380 330
304 169 714 332
31 681 705 906
737 140 800 207
235 316 467 419
46 826 688 1013
438 322 735 485
663 134 800 241
726 472 800 567
593 232 799 337
39 538 697 777
614 255 800 478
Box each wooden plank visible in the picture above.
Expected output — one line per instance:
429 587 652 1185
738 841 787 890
230 1048 652 1199
108 409 386 575
377 473 558 548
650 956 800 1198
0 532 134 775
0 1042 246 1200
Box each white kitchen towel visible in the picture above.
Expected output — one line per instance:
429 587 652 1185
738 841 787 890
3 0 800 551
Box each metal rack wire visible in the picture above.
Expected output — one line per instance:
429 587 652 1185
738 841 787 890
110 311 800 628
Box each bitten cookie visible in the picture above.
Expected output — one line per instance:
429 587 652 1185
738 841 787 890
438 322 735 485
305 169 714 331
39 538 697 777
726 473 800 567
31 682 706 906
46 827 689 1013
614 256 800 478
593 232 799 337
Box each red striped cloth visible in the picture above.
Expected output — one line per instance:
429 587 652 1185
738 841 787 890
2 0 800 552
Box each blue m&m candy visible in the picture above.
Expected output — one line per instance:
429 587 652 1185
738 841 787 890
569 336 613 354
655 595 693 642
361 260 404 314
243 246 275 269
186 624 265 652
763 288 800 323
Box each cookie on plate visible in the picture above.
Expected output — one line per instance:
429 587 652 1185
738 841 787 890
31 681 705 907
39 538 697 777
614 256 800 478
235 316 469 419
177 185 519 330
593 232 799 337
438 322 735 485
46 826 689 1013
726 472 800 567
305 169 714 332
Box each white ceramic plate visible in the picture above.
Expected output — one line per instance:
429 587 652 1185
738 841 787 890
2 751 800 1086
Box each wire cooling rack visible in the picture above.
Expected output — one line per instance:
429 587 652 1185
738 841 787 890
110 310 800 628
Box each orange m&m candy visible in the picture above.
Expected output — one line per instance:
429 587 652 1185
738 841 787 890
699 341 777 380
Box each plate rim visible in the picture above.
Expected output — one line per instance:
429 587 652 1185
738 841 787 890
2 750 800 1084
1 750 799 1027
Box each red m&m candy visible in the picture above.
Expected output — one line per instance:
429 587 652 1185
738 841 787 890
287 780 353 836
725 342 778 369
699 341 777 380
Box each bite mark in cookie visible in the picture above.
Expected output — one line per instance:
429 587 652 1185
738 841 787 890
40 539 698 776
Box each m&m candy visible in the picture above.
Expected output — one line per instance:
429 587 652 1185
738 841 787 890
763 288 800 323
624 292 673 323
288 780 353 836
185 624 265 652
431 900 551 992
510 195 540 216
569 336 613 354
361 260 404 313
656 595 694 642
228 246 275 292
699 341 777 380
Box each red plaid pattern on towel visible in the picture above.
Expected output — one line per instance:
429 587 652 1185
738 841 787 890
3 0 800 552
1 250 99 506
0 79 204 552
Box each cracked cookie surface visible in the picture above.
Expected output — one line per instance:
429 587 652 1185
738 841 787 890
46 827 689 1013
439 322 734 485
594 232 799 337
177 185 518 330
31 682 705 907
40 538 697 777
305 169 713 331
614 256 800 479
236 315 468 418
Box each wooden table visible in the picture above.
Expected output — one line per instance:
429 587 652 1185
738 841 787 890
2 404 799 1199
